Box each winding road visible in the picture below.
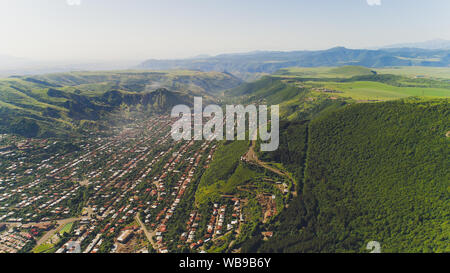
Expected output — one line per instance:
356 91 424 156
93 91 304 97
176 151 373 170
245 140 295 186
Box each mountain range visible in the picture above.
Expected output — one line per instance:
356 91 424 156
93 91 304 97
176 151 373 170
139 46 450 79
378 39 450 50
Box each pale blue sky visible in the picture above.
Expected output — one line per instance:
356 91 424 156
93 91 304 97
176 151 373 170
0 0 449 62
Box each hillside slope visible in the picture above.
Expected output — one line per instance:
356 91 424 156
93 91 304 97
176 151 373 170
0 70 240 137
28 70 242 95
249 99 449 253
224 67 450 121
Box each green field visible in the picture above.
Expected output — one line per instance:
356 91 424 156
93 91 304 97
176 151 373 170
32 243 55 253
311 80 450 100
226 66 450 121
195 140 250 204
275 66 376 78
59 222 74 235
375 67 450 80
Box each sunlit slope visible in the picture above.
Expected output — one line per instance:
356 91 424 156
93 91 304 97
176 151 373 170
276 66 376 78
30 70 242 95
0 70 241 137
225 66 450 120
311 80 450 100
375 67 450 80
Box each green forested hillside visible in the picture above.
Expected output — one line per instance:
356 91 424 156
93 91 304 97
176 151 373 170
195 140 250 205
249 98 449 253
224 76 349 121
0 85 191 137
0 70 240 137
257 121 309 186
28 70 242 95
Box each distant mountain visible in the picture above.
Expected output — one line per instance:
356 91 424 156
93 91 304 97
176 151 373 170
138 47 450 77
0 59 142 78
379 39 450 50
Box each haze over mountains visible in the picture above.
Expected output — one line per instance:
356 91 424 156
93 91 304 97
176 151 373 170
1 40 450 78
0 58 141 78
138 46 450 79
378 39 450 50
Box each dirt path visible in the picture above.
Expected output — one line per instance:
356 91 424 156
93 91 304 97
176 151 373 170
135 213 158 252
245 140 295 185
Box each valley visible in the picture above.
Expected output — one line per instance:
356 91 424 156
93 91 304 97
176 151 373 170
0 70 241 138
0 66 448 253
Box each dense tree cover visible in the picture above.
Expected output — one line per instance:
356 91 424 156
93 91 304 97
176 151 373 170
10 118 40 138
250 98 449 253
257 120 309 187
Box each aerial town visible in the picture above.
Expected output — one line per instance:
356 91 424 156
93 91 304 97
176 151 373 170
0 114 288 253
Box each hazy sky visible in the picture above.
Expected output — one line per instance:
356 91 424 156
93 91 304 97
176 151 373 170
1 0 449 62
